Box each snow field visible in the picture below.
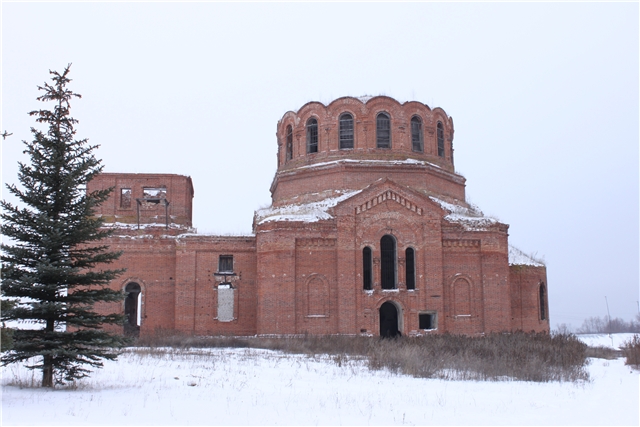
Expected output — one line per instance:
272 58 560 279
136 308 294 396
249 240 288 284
2 345 638 426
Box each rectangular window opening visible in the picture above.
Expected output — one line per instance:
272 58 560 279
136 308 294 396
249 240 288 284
419 313 437 330
120 188 132 209
143 187 167 199
218 255 234 273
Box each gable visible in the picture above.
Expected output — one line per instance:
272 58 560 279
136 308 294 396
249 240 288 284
355 190 424 216
332 178 445 220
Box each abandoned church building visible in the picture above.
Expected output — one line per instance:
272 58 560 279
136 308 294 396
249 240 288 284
89 96 549 338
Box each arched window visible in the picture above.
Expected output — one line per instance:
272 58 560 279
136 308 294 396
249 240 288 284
376 113 391 149
411 116 423 152
307 118 318 153
286 125 293 161
437 121 445 157
339 113 354 149
363 247 373 290
380 235 396 289
405 247 415 290
539 283 547 321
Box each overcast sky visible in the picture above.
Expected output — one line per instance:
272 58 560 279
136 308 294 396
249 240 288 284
2 2 638 329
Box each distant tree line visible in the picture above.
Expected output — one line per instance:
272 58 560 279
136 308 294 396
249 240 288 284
570 314 640 334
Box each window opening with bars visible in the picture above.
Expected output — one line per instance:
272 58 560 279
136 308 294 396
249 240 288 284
286 125 293 161
218 255 234 273
339 113 354 149
307 118 318 153
376 113 391 148
411 116 423 152
437 122 445 157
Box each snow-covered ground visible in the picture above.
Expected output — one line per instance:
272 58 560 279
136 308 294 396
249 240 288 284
2 338 638 426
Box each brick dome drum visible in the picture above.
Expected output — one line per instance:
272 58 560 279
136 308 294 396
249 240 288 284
89 96 549 338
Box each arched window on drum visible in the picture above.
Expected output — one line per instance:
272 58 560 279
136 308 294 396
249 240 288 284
307 118 318 153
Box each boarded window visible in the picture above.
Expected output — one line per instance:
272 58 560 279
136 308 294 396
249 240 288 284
405 247 415 290
307 118 318 153
380 235 396 289
411 116 423 152
143 187 167 199
419 313 436 330
286 125 293 161
454 278 471 315
363 247 373 290
217 284 234 322
376 113 391 148
218 255 233 273
120 188 132 209
437 122 445 157
339 113 354 149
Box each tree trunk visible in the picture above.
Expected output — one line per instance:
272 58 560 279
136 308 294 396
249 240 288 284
42 355 53 387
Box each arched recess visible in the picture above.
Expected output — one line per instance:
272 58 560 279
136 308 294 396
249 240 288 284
379 300 403 338
307 274 329 316
380 234 396 289
539 282 547 321
123 282 142 337
453 277 471 316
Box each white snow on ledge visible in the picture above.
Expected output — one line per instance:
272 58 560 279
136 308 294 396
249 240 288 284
429 197 498 231
256 190 362 225
508 245 545 267
102 222 193 230
289 158 442 172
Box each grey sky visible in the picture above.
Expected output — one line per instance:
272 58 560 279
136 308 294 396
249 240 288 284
2 2 638 329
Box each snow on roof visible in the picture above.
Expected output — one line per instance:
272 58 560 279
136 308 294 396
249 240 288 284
103 222 194 231
428 197 498 231
290 158 441 172
256 190 362 225
508 245 545 267
357 95 374 103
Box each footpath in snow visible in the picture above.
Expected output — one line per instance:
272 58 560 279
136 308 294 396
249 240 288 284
2 336 638 426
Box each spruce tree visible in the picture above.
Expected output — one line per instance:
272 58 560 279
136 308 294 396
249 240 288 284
1 65 127 387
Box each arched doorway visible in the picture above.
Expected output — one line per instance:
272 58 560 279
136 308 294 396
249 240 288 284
379 301 400 338
124 282 141 337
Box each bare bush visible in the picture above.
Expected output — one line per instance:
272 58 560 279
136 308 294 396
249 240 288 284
620 335 640 367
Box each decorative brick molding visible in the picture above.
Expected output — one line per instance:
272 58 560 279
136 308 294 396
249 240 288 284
356 191 423 216
442 239 480 248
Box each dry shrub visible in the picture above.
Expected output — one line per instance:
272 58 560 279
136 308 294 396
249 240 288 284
132 330 589 382
621 334 640 367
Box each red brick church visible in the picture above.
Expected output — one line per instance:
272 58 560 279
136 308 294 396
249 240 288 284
90 96 549 338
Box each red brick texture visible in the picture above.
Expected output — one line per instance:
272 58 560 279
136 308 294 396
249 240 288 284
91 96 549 337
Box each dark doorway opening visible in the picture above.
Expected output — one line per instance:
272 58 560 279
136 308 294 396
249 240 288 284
124 282 141 337
379 301 400 338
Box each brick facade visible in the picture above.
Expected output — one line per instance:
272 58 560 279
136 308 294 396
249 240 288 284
90 96 549 337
